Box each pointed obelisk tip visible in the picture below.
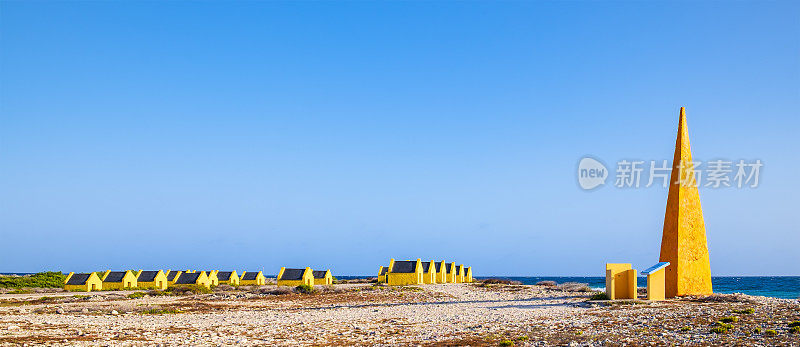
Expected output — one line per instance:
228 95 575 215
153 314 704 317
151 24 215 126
680 106 685 116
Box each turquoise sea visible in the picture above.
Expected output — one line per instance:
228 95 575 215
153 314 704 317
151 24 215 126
338 276 800 299
477 276 800 299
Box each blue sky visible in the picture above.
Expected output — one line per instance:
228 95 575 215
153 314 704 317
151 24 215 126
1 1 798 276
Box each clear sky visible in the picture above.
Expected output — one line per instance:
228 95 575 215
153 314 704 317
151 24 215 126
1 1 798 276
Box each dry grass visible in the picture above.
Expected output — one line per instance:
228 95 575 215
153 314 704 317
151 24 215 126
258 286 293 295
476 278 522 285
687 294 758 304
556 282 592 292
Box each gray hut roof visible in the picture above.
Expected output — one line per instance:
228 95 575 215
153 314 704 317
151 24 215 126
174 272 201 284
66 273 91 285
446 264 454 273
241 272 260 280
391 261 416 273
280 268 305 280
103 271 127 283
166 271 180 281
379 267 388 275
435 262 443 272
312 270 328 279
456 266 462 275
217 271 234 281
137 271 159 282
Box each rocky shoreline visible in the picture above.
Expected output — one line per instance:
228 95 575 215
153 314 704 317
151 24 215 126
1 283 798 346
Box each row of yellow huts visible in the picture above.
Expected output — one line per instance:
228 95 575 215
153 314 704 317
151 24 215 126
378 259 473 285
64 268 333 292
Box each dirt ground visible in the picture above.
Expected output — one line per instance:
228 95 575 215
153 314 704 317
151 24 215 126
1 283 799 346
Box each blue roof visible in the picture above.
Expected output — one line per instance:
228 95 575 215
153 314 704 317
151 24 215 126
641 262 670 275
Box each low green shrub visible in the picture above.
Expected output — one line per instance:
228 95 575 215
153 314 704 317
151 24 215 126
789 321 800 328
145 290 171 296
765 329 777 336
168 285 212 295
715 322 734 330
295 284 314 294
498 339 514 346
516 335 529 341
0 272 66 288
127 292 145 299
680 326 691 332
589 292 609 300
710 327 727 334
790 326 800 334
732 308 754 314
753 327 762 334
8 289 31 294
719 316 739 323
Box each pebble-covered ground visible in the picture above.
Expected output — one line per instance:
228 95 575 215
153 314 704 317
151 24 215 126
1 283 798 346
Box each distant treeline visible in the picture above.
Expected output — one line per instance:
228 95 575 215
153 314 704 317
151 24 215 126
0 272 66 288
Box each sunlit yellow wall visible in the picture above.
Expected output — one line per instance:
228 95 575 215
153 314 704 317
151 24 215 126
423 261 437 284
206 270 219 286
436 261 447 283
446 262 457 283
455 265 465 283
194 272 212 288
646 269 666 301
605 263 636 300
659 108 713 298
464 267 473 283
377 266 387 283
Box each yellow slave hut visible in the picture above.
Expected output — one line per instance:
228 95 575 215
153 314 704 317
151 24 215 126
386 258 423 286
216 271 240 286
64 272 102 292
135 270 168 290
313 270 333 285
240 271 266 285
101 270 137 290
173 271 211 288
277 267 314 287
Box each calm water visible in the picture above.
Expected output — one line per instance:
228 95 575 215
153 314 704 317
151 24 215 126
340 275 800 299
474 276 800 299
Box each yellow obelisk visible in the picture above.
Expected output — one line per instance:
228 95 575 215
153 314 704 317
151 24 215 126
659 107 713 297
